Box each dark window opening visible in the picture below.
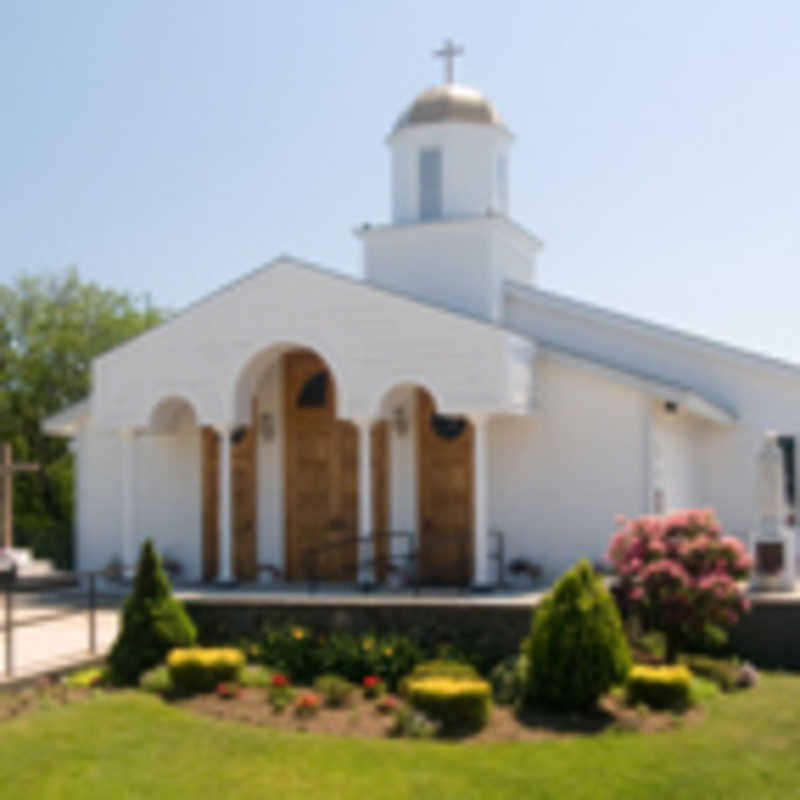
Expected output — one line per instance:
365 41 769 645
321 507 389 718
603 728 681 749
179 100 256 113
430 414 467 441
297 370 328 408
778 435 795 509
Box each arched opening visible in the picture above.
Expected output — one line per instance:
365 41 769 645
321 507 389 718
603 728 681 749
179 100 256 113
282 348 358 582
148 396 198 433
217 344 358 583
373 382 474 586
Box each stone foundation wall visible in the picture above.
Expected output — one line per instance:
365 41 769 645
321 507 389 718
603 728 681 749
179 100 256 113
185 593 800 672
729 599 800 669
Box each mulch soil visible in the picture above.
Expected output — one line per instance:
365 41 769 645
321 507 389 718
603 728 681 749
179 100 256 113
177 688 704 742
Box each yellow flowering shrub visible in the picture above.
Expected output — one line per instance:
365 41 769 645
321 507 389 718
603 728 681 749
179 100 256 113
407 677 491 733
626 664 693 711
167 647 245 693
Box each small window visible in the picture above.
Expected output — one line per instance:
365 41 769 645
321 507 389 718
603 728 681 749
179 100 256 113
430 413 467 441
419 148 442 220
778 435 796 511
297 370 328 408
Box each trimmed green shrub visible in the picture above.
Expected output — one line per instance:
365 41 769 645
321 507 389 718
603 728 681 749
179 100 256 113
489 654 528 705
108 539 196 685
313 674 356 707
167 647 245 693
400 659 479 696
681 654 739 692
239 664 273 688
525 559 631 710
139 664 172 694
407 677 492 734
626 664 693 710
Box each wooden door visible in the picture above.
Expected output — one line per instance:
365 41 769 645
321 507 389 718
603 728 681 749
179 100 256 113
371 420 390 582
232 397 258 580
417 389 473 585
201 426 219 581
284 350 358 581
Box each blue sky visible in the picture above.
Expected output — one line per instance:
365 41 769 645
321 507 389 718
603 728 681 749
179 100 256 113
2 1 799 361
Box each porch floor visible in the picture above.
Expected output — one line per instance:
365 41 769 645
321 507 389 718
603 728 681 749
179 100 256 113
173 584 548 608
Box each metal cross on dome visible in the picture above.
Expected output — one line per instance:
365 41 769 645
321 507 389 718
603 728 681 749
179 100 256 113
433 39 464 84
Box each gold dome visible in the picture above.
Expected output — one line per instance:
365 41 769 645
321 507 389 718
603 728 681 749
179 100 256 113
393 84 505 133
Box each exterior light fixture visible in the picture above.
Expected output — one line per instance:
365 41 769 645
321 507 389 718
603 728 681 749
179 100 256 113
392 405 408 436
259 412 275 441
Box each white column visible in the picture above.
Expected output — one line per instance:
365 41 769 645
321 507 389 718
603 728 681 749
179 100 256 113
216 425 234 583
120 428 136 577
356 419 375 586
472 414 490 587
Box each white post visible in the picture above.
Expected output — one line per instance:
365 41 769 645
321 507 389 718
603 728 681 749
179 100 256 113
356 419 375 586
472 413 490 588
216 425 234 583
120 428 136 578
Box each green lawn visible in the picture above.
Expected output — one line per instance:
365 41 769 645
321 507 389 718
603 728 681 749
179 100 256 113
2 673 799 799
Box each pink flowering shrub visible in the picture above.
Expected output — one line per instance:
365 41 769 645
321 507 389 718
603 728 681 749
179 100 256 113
607 509 752 661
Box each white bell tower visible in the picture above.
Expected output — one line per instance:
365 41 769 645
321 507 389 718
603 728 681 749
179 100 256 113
357 41 542 322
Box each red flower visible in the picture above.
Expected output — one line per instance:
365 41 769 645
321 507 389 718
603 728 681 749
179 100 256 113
363 675 381 689
216 682 240 699
271 672 290 687
377 694 400 713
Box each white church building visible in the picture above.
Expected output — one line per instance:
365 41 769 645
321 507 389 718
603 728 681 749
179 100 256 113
44 48 800 589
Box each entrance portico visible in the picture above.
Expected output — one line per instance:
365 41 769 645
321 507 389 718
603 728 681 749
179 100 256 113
71 258 536 589
196 345 512 588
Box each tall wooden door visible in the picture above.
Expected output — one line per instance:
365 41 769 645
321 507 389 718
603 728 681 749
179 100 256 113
371 420 390 582
201 426 219 581
284 350 358 581
416 389 474 585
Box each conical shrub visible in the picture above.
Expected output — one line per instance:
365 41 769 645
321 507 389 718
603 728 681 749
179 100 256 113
525 559 630 710
108 539 196 685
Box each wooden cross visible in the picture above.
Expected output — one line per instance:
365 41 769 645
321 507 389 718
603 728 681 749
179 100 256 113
0 443 39 549
433 39 464 84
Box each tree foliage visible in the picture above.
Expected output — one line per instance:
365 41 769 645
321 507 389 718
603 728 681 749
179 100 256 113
525 559 631 710
607 509 753 662
0 269 163 565
108 539 197 685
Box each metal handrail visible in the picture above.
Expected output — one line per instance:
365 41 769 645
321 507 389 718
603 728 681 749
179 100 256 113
1 568 105 679
408 530 472 595
303 532 415 592
301 529 506 593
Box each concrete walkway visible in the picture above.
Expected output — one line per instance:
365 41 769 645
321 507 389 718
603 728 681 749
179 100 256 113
0 591 121 684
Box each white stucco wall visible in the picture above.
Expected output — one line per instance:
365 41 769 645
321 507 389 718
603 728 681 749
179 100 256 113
75 422 202 579
90 259 534 431
651 404 708 513
362 222 495 319
389 122 512 223
75 429 121 573
488 359 648 579
504 285 800 541
135 425 202 581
